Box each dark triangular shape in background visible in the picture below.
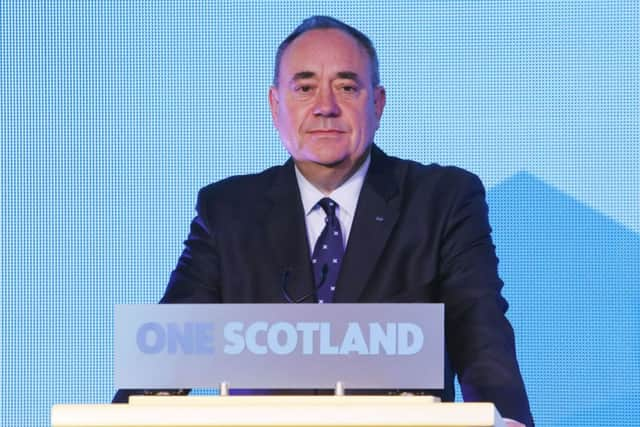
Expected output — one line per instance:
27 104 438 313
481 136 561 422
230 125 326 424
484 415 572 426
486 172 640 426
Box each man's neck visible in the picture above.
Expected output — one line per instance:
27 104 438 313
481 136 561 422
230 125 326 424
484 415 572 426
294 152 370 195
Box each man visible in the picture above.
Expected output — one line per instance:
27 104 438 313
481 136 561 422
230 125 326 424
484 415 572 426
114 16 534 427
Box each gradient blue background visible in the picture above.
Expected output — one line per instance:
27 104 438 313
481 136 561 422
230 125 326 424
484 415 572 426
1 1 638 426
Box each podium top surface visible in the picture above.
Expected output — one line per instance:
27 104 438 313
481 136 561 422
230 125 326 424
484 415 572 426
52 395 505 427
129 395 443 406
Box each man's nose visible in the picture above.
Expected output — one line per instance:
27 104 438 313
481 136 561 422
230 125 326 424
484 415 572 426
312 87 340 117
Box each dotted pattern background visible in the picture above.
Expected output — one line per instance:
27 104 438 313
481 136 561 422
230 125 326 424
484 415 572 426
1 1 638 427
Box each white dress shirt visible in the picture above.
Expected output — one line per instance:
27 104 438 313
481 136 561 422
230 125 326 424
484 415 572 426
294 154 371 255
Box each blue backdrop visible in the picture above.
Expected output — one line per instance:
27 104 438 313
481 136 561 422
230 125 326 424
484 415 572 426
1 1 638 426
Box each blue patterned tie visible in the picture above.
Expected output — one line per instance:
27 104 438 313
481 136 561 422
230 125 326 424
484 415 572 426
311 198 344 303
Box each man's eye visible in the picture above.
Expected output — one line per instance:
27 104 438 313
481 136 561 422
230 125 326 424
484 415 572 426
296 85 313 93
340 85 358 93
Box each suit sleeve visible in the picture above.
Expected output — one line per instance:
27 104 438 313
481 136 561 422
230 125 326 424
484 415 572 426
112 189 220 403
438 170 534 426
160 187 222 304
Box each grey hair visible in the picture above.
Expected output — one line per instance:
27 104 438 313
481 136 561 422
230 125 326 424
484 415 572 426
272 16 380 87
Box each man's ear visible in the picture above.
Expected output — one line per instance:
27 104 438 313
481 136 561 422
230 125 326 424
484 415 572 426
268 86 280 127
373 85 386 128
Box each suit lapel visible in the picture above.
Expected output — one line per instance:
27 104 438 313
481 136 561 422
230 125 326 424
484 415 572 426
334 146 403 302
260 160 316 303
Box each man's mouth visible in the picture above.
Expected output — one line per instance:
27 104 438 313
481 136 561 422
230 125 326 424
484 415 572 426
307 129 346 135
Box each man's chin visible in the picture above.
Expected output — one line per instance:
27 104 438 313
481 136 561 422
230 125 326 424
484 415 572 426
304 148 369 170
310 156 349 169
291 157 348 173
310 147 371 170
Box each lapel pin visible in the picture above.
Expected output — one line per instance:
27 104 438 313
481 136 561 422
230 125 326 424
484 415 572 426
375 216 384 222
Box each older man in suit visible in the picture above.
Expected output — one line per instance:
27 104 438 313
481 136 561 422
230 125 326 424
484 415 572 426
114 16 534 427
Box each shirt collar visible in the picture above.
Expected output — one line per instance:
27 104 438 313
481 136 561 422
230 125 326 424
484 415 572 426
295 153 371 218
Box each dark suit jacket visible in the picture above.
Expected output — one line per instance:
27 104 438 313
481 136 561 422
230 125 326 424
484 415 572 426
114 146 533 426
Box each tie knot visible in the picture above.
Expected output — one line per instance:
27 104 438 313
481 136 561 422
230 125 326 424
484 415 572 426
317 197 338 221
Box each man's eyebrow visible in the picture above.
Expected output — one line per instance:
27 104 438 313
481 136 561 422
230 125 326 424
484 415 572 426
289 71 362 83
335 71 361 82
291 71 316 82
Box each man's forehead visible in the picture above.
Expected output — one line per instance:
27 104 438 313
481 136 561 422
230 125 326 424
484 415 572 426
279 29 371 79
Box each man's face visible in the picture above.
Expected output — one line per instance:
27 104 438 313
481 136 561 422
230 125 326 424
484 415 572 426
269 29 385 170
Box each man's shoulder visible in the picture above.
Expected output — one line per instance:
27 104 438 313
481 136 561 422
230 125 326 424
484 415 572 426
197 163 288 203
379 150 483 191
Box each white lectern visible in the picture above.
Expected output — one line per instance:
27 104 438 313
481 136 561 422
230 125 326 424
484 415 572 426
52 395 505 426
66 304 505 425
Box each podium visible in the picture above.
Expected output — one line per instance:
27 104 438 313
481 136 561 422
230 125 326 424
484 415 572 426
52 395 506 426
64 304 506 425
